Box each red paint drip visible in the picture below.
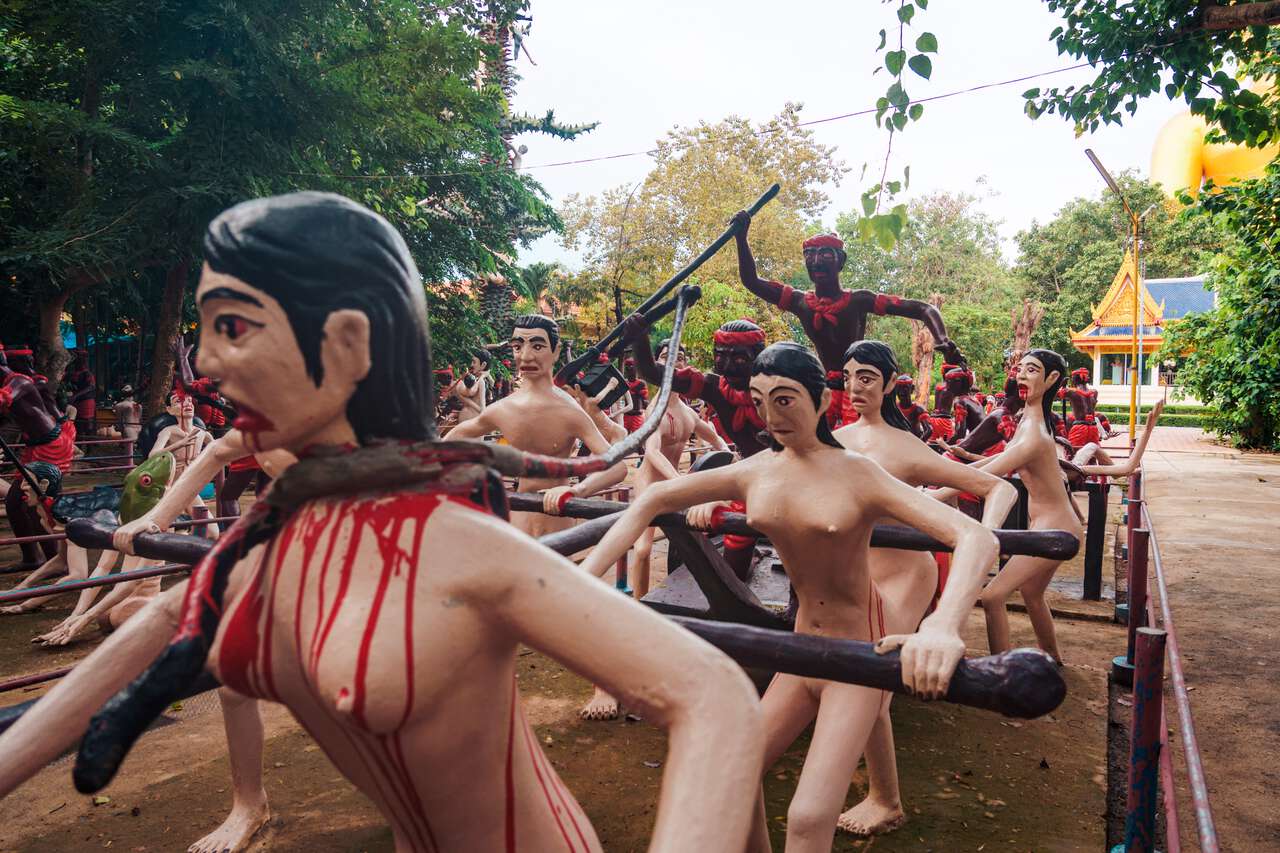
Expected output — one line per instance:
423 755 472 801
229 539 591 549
307 501 348 673
522 707 577 851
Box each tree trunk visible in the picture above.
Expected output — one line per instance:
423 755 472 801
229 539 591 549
36 282 94 383
1199 1 1280 31
1010 299 1044 371
144 260 189 417
481 275 516 339
910 294 943 405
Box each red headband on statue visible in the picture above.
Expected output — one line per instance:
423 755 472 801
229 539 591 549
623 358 635 367
713 328 765 347
895 376 914 387
1072 368 1090 379
802 233 844 251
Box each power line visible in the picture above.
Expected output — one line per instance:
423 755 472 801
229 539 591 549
294 21 1236 184
291 60 1094 183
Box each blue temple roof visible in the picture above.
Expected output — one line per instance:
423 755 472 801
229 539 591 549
1081 325 1166 337
1144 276 1215 320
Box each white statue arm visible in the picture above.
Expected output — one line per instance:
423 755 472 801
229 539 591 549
0 582 186 797
1077 399 1164 476
865 459 1000 698
578 463 746 578
912 449 1019 529
461 510 764 853
691 416 729 452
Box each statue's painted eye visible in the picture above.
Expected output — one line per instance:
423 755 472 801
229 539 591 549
139 474 153 487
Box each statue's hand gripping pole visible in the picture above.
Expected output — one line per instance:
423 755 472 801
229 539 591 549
554 182 779 387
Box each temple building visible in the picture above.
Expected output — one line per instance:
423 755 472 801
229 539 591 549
1069 250 1215 405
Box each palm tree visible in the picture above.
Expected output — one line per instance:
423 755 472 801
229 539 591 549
514 261 564 316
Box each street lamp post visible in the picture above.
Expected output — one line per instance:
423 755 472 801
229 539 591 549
1085 149 1142 446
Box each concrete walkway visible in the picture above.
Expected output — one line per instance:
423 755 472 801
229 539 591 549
1139 446 1280 850
1099 425 1240 457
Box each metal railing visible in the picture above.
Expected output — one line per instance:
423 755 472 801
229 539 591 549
1112 470 1219 852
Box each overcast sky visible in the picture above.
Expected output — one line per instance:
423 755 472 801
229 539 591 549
509 0 1184 268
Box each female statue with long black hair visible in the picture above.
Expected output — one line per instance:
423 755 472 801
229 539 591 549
830 340 1017 837
931 349 1082 663
581 342 999 853
0 192 766 853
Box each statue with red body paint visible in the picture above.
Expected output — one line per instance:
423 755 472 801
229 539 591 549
624 313 769 581
67 349 97 436
731 210 964 427
893 375 933 441
945 366 985 442
1062 367 1113 447
621 357 648 433
927 369 958 443
1 344 77 566
0 193 765 853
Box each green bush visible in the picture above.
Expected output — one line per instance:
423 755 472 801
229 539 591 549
1158 166 1280 451
1102 412 1211 429
1096 403 1215 416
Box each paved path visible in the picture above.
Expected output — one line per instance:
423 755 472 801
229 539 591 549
1140 447 1280 850
1099 425 1240 456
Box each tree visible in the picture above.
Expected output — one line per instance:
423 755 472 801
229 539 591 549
427 279 497 374
0 0 575 414
643 279 800 369
1013 175 1226 366
835 190 1019 388
1161 164 1280 449
1025 1 1279 145
513 261 566 316
559 104 847 331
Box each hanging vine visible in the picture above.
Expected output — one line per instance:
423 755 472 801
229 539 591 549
851 0 937 250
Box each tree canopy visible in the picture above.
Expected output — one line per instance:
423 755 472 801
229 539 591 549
1161 164 1280 449
1025 0 1279 145
834 190 1018 389
1014 175 1227 367
0 0 581 409
557 104 846 336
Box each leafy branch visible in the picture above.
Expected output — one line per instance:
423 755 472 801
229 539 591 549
852 0 937 249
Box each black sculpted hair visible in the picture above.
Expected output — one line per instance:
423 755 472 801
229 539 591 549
511 314 560 349
473 348 492 368
1025 348 1068 426
26 461 62 500
657 337 686 357
842 340 913 432
751 342 842 450
203 191 434 443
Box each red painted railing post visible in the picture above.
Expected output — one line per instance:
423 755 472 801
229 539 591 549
1126 528 1150 666
1116 627 1167 853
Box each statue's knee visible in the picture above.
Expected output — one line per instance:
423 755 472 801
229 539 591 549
786 796 837 840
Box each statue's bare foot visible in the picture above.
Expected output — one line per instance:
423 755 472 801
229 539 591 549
579 687 619 721
836 797 906 837
188 801 270 853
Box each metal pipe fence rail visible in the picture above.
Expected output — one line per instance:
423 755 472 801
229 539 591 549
0 561 190 607
0 516 237 550
1111 470 1219 853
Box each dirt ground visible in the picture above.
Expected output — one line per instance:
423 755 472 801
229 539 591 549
1137 448 1280 850
0 611 1120 853
0 460 1134 852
